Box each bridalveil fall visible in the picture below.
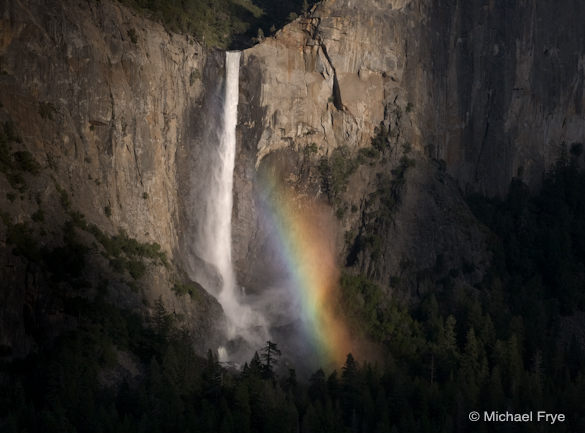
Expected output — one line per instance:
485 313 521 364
198 51 267 361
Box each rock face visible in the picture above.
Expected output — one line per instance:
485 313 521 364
419 0 585 195
1 0 584 355
0 0 223 357
233 0 585 290
238 0 585 194
1 0 202 255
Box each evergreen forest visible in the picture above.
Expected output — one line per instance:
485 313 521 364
117 0 316 48
2 153 585 432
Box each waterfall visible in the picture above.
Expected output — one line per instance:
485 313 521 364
200 51 266 361
210 51 239 325
215 50 241 338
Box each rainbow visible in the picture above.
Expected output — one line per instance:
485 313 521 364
257 172 353 367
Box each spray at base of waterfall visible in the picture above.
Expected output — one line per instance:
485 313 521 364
196 50 269 363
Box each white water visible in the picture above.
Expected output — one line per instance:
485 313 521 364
202 51 267 360
212 52 239 335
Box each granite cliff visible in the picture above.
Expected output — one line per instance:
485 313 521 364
234 0 585 295
1 0 584 358
0 0 223 357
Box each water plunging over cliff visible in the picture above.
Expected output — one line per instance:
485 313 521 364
211 52 239 330
200 51 267 360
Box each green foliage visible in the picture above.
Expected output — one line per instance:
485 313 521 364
125 258 147 279
172 280 204 299
318 118 411 228
336 159 585 431
83 223 167 278
118 0 258 48
318 146 358 204
303 142 318 155
260 341 281 378
142 191 149 199
101 227 165 263
371 122 391 153
54 183 71 210
49 202 168 280
357 146 380 162
335 205 346 220
153 296 174 336
1 215 88 284
340 274 385 335
375 155 415 217
68 210 86 228
2 153 585 432
346 152 415 265
335 263 585 432
0 290 185 432
468 156 585 313
117 0 317 49
11 151 40 174
2 254 585 433
5 307 581 433
340 274 428 361
189 69 201 86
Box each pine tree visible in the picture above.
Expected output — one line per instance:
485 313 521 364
341 354 359 426
342 354 358 380
232 383 251 433
249 352 263 377
301 403 320 433
153 297 172 337
309 369 327 402
460 328 488 402
203 349 223 398
327 370 339 399
162 345 181 386
261 341 281 379
284 368 297 392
